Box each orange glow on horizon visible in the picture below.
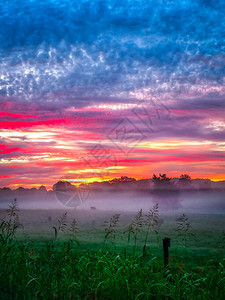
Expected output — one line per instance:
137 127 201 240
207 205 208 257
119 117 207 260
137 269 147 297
7 173 225 191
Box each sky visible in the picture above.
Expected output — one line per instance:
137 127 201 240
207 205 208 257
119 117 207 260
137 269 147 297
0 0 225 189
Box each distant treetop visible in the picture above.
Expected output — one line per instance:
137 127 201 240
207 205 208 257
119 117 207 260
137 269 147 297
109 176 136 184
152 174 171 183
179 174 191 181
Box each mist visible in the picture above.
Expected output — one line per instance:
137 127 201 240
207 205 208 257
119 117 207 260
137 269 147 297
0 180 225 215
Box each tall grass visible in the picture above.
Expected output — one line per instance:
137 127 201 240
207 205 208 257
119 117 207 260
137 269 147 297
53 212 68 242
0 242 224 299
0 198 23 244
69 218 80 246
143 204 159 257
175 213 196 247
104 213 120 245
123 209 144 257
0 202 225 299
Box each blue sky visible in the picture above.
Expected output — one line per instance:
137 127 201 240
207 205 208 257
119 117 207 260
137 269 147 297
1 0 225 102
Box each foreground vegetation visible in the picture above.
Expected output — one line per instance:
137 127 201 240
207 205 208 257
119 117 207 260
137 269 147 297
0 200 225 299
1 242 225 300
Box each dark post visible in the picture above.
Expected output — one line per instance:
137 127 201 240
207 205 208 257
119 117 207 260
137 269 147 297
163 238 171 268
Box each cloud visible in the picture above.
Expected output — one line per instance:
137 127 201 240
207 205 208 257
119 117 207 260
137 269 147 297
0 0 225 187
0 0 225 105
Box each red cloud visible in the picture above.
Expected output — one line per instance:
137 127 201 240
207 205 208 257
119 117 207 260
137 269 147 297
0 112 36 118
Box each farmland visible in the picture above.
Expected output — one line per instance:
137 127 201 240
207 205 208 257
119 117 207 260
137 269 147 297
0 204 225 299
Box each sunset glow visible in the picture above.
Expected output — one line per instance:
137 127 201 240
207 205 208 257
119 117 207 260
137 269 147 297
0 0 225 189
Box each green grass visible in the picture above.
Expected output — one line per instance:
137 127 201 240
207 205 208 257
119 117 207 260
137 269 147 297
0 206 225 299
0 240 225 300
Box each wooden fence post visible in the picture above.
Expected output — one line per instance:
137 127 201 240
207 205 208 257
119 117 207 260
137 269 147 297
163 238 171 268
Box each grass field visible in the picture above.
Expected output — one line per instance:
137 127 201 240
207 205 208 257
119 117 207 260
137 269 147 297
0 202 225 299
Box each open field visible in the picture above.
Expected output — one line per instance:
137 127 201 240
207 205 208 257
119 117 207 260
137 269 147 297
0 206 225 299
1 208 224 259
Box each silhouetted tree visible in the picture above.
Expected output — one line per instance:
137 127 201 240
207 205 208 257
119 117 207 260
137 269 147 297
151 174 180 209
152 174 172 186
179 174 191 182
109 176 136 184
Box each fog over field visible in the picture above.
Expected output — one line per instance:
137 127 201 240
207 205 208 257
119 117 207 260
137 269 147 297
1 177 225 214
